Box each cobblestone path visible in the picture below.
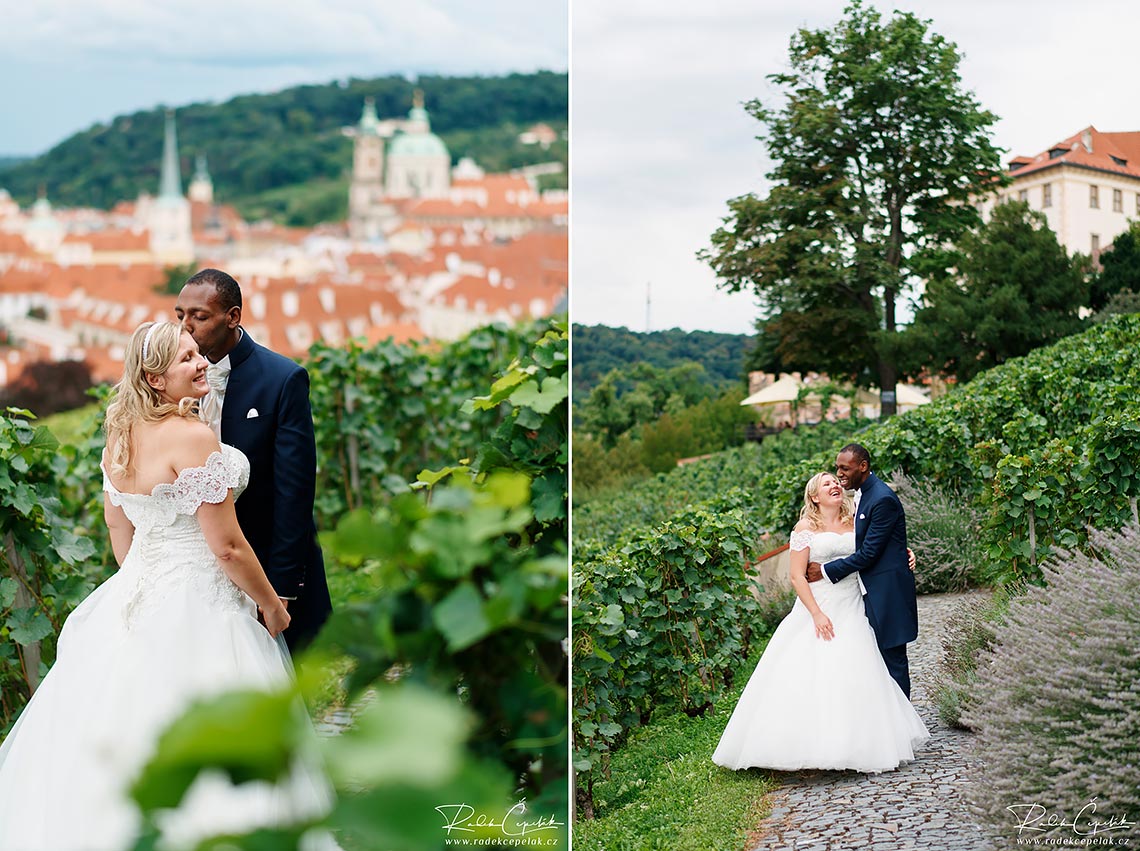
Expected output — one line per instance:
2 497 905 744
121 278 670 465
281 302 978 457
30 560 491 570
749 591 996 851
314 689 377 737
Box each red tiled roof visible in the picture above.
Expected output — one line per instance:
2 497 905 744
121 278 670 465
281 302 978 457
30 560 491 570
1010 126 1140 181
62 229 150 252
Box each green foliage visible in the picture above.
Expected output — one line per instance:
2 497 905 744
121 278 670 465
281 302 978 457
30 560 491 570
891 472 984 594
900 201 1089 383
5 72 568 226
574 361 724 446
963 526 1140 844
572 418 869 548
127 682 515 851
571 324 753 399
307 323 533 526
699 0 1005 410
569 432 651 505
156 262 199 295
573 489 764 817
1093 287 1140 321
1091 220 1140 311
317 319 568 829
0 408 101 731
573 643 776 846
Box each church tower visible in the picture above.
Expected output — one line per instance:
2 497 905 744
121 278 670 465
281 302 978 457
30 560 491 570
348 97 394 241
188 154 214 203
385 90 451 199
148 110 194 264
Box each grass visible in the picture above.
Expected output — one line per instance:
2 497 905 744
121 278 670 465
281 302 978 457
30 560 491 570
39 402 101 447
574 640 778 851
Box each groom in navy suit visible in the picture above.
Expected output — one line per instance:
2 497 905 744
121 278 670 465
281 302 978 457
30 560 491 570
806 443 918 697
175 268 332 651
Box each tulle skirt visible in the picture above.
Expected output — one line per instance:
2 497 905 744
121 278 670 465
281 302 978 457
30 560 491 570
712 575 929 773
0 565 336 851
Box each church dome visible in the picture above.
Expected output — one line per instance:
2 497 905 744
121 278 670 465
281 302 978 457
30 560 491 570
388 130 449 159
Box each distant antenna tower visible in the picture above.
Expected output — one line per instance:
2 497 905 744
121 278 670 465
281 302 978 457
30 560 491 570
645 281 652 332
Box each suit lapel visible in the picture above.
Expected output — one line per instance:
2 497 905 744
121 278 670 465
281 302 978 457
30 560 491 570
219 329 257 442
856 474 878 543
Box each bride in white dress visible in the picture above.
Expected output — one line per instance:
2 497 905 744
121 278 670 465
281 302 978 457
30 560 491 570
0 321 336 850
712 472 929 773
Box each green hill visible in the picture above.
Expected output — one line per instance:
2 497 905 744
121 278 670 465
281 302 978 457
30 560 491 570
0 71 567 226
571 324 755 398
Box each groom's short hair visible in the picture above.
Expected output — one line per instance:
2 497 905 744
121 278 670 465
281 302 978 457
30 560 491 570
840 443 872 469
184 268 242 312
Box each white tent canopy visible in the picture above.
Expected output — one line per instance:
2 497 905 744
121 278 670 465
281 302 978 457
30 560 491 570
739 374 803 406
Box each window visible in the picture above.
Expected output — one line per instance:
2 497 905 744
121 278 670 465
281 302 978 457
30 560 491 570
1092 234 1101 263
1114 188 1124 212
1043 183 1053 208
1090 185 1099 209
1018 189 1029 204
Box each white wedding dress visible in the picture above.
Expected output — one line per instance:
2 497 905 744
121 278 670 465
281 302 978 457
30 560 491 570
0 445 337 850
712 530 929 773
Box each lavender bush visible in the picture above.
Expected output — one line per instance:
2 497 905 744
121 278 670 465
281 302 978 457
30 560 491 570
892 472 983 594
962 525 1140 843
929 586 1017 728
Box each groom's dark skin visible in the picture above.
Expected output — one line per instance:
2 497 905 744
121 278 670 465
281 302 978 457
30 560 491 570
804 449 869 582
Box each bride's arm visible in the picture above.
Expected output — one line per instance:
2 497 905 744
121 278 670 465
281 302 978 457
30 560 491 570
104 497 134 566
178 424 290 637
789 525 834 641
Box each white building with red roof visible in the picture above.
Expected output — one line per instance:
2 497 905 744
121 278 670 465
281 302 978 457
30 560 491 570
982 126 1140 262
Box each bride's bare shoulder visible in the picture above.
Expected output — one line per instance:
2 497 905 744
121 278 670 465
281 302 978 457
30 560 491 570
792 518 814 533
162 418 221 469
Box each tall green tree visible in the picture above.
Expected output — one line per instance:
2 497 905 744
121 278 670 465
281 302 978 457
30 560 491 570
1091 221 1140 311
900 201 1088 383
699 1 1005 415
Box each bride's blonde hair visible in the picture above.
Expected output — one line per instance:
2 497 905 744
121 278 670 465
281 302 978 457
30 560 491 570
104 321 199 477
799 471 855 530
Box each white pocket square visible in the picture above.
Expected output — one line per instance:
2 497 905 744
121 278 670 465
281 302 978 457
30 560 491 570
246 408 260 419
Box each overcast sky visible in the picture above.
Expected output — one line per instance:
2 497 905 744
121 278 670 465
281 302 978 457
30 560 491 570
0 0 567 156
572 0 1140 335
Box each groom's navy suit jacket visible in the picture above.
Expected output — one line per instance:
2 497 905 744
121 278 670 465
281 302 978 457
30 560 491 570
221 329 332 649
822 472 917 650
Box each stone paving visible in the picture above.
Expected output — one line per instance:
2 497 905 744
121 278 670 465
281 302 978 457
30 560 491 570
748 590 997 851
314 688 377 737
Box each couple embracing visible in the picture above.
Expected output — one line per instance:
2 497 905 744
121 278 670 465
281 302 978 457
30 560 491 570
713 443 930 773
0 269 338 849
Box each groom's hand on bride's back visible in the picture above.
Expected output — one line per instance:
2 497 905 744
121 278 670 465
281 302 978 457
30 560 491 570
805 561 824 582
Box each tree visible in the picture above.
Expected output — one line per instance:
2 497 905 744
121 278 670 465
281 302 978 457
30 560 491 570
900 201 1088 383
1 360 94 417
1090 221 1140 311
699 1 1005 415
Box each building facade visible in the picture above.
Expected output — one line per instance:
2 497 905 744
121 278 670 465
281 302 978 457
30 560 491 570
980 126 1140 263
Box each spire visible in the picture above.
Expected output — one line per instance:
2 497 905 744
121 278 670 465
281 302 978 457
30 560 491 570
192 153 210 182
359 97 380 134
159 109 183 200
406 89 430 132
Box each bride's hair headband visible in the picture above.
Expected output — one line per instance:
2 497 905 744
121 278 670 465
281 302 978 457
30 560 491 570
141 322 159 363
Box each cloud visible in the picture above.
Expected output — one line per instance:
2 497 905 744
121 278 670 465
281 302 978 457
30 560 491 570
2 0 566 153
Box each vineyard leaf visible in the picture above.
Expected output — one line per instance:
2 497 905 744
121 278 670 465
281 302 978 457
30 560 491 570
7 608 53 645
509 377 568 415
433 582 491 651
